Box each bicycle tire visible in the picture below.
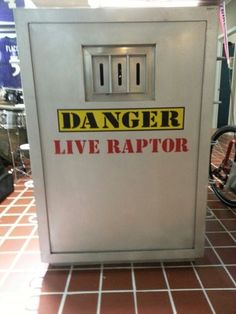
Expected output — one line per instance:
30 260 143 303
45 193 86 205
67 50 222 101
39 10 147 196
209 125 236 207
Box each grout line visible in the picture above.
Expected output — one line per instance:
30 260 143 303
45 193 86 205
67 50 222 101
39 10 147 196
208 218 236 221
206 231 235 233
208 209 236 246
191 262 216 314
96 264 103 314
0 222 38 287
0 187 28 217
0 235 38 240
57 265 73 314
0 200 35 247
0 267 70 272
203 245 236 248
190 264 235 267
0 251 39 255
212 218 236 243
161 262 177 314
0 204 35 207
1 213 36 216
131 263 138 314
0 223 36 227
0 250 40 254
0 264 236 272
5 197 34 200
205 234 236 287
0 287 236 297
136 287 236 292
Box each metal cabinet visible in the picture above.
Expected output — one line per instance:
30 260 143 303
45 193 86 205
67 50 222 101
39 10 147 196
15 7 218 264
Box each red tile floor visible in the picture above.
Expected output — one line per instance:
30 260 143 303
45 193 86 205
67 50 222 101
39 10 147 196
0 179 236 314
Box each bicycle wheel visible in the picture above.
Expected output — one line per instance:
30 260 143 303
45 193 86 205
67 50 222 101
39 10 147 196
209 125 236 207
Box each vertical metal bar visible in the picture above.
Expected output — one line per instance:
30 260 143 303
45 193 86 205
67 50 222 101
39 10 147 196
99 63 104 86
229 47 236 125
118 63 122 86
108 55 112 93
136 62 140 86
126 55 130 93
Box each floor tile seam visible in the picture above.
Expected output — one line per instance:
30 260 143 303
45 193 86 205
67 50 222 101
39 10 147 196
57 265 73 314
131 263 138 314
203 245 236 249
1 236 38 240
205 234 236 288
0 250 40 255
206 231 235 236
0 223 37 227
165 262 236 269
0 220 38 288
101 266 132 269
0 268 70 273
208 207 233 211
1 288 236 297
206 231 234 233
2 264 236 271
66 290 134 295
0 199 36 246
96 264 103 314
72 266 164 270
193 265 233 270
130 266 161 269
9 189 25 192
207 206 235 212
0 187 28 217
206 208 215 219
214 217 236 241
0 205 30 208
182 263 236 267
164 264 236 268
137 288 236 292
0 292 65 297
5 203 34 207
191 262 216 314
2 213 36 216
207 200 226 202
0 250 40 254
1 264 235 272
209 206 236 214
0 292 124 297
229 208 236 216
212 218 236 221
6 197 34 200
161 262 177 314
62 267 102 271
163 265 193 268
0 263 217 270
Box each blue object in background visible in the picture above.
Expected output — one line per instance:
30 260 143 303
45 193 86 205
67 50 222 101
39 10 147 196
0 0 25 22
0 0 25 88
0 34 22 88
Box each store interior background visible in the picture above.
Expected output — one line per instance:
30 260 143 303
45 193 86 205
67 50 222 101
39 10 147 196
0 1 236 313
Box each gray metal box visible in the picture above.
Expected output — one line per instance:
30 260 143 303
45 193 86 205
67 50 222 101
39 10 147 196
15 7 218 264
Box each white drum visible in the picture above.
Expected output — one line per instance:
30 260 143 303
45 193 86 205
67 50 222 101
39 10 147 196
0 108 26 129
16 112 26 128
20 143 30 171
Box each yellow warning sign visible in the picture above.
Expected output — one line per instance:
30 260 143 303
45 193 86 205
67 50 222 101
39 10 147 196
57 107 185 132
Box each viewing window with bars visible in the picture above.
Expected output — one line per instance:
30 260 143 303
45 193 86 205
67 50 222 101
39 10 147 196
83 45 155 101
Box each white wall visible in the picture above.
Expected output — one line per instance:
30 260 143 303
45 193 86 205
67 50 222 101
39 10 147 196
213 0 236 128
227 0 236 125
226 0 236 30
